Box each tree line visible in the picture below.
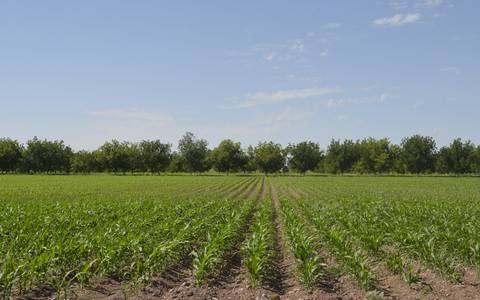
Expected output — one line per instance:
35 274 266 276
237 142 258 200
1 133 480 175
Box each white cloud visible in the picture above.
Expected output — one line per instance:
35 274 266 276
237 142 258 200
320 49 329 57
373 13 421 27
324 94 388 108
390 1 409 10
264 53 274 61
322 23 341 29
421 0 443 7
201 108 314 141
440 66 460 74
287 39 304 51
236 87 341 108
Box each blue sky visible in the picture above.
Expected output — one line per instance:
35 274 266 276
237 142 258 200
1 0 479 150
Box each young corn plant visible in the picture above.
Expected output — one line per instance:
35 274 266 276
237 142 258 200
279 197 323 288
241 195 275 287
192 198 256 286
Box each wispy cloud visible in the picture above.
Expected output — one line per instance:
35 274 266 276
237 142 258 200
391 0 444 10
373 13 421 27
287 39 305 51
440 66 460 74
322 22 341 29
324 94 388 108
420 0 443 7
264 53 274 61
202 107 315 141
320 49 329 57
234 87 340 108
390 1 409 10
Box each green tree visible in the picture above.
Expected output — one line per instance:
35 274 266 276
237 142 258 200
22 137 73 173
0 138 23 173
97 140 132 173
354 138 394 174
211 139 245 174
253 142 285 175
167 151 184 172
138 140 171 173
178 132 211 173
470 146 480 174
71 151 98 173
287 141 323 174
400 135 436 174
436 138 476 174
324 139 361 174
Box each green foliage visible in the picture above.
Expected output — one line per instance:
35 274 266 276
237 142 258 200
325 139 361 174
21 137 73 173
287 141 323 174
2 133 480 174
138 140 171 173
436 138 477 174
211 139 246 174
253 142 285 174
242 190 275 287
97 140 133 173
0 175 254 298
400 135 436 174
0 138 22 172
279 197 324 287
178 132 211 173
192 179 259 285
71 150 98 173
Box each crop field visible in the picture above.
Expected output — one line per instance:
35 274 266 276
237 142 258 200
1 175 480 299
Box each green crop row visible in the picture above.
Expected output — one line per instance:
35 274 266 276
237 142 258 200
241 183 275 287
0 175 253 298
192 177 261 285
278 195 323 287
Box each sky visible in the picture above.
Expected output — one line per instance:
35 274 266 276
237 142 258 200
0 0 479 150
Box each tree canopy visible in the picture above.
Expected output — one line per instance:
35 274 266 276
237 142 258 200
1 133 480 175
178 132 211 173
253 142 285 174
288 141 322 174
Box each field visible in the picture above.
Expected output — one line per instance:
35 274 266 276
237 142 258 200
1 175 480 299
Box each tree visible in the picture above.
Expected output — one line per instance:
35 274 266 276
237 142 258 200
436 138 476 174
211 139 245 174
97 140 132 173
0 138 23 173
138 140 171 173
400 135 436 174
178 132 211 173
22 137 73 173
71 151 98 173
354 138 394 174
288 141 323 174
324 139 361 174
253 142 285 175
168 151 184 172
470 146 480 174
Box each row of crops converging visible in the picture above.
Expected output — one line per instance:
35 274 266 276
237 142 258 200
1 175 480 299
